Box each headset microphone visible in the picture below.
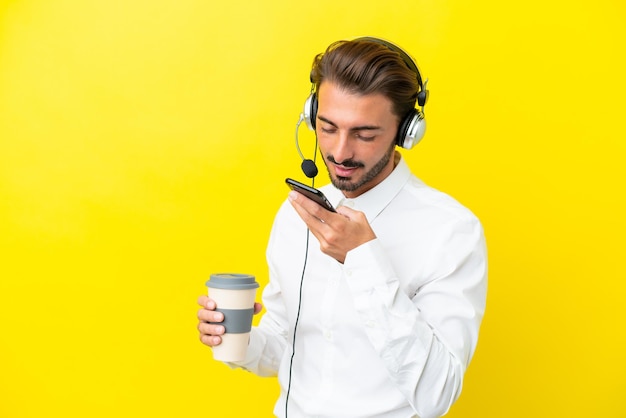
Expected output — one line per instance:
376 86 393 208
294 114 319 178
301 160 318 179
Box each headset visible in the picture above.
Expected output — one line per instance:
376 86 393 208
299 36 429 160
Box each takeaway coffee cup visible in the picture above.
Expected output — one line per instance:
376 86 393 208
206 273 259 362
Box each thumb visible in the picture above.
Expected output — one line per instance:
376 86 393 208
336 205 359 220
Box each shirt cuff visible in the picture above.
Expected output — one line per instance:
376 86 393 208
224 327 263 370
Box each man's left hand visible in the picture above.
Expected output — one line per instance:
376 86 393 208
288 190 376 263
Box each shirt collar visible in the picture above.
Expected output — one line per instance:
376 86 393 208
327 152 412 223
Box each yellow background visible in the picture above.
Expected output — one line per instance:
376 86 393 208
1 1 624 417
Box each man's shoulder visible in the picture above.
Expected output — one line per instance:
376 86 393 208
400 176 481 224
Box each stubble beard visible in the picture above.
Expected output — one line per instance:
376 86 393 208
327 141 396 194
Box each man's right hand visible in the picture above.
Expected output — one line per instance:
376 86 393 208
197 295 263 347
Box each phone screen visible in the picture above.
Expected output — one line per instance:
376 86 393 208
285 178 336 212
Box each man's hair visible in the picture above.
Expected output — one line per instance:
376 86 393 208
310 39 419 121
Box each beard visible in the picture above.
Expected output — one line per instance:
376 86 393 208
326 141 396 194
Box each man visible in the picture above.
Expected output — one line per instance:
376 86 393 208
197 37 487 418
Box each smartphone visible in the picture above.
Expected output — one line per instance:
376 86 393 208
285 178 336 212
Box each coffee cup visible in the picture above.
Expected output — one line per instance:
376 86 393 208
206 273 259 362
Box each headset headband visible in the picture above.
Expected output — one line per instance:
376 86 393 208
353 36 424 92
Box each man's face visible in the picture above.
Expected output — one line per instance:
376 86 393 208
316 81 399 198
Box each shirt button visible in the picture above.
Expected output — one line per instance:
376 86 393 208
323 330 332 341
365 320 376 328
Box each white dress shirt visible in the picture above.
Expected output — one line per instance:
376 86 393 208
233 155 487 418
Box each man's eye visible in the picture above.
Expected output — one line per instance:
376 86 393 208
356 134 375 141
320 127 336 134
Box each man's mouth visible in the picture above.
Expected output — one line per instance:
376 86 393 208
327 156 364 178
334 165 358 177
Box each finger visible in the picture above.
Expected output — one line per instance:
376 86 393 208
253 302 263 315
197 294 209 306
291 201 328 243
198 321 225 336
197 295 216 310
289 191 333 226
197 308 224 323
335 205 358 220
199 333 222 347
292 201 331 245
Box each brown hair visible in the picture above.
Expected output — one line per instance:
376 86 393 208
310 39 419 120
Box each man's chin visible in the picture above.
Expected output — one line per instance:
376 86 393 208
331 176 359 192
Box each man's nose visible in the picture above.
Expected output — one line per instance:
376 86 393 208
331 133 353 164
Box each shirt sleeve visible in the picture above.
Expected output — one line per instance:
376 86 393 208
225 211 291 377
227 276 289 377
343 217 487 418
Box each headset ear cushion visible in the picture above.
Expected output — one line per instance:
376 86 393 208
303 93 318 131
396 109 426 149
